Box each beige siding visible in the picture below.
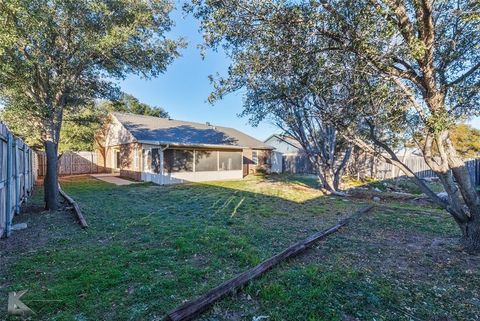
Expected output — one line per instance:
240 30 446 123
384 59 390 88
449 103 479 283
105 115 136 147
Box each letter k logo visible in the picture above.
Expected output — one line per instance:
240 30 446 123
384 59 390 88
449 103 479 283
8 290 33 316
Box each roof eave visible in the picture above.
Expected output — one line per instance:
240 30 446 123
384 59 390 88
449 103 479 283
137 140 248 150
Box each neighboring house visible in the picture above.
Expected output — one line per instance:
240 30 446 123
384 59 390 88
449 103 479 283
264 134 303 155
100 112 274 184
393 146 424 158
264 134 315 174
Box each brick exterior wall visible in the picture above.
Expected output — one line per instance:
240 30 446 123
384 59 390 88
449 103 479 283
243 149 272 175
119 143 142 181
104 142 143 181
120 169 142 181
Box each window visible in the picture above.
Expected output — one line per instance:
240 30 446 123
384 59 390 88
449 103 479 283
164 149 193 173
219 151 242 170
252 150 258 165
151 148 161 173
133 148 139 170
115 151 120 169
195 150 218 172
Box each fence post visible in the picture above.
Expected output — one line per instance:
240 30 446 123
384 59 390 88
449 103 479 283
23 146 28 202
14 139 20 214
5 132 13 237
30 149 35 187
29 149 33 191
475 158 480 186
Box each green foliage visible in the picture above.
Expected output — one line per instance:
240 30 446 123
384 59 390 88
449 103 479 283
60 107 102 151
100 93 169 118
0 102 43 149
1 93 169 152
425 110 454 134
189 0 480 232
0 0 183 207
0 0 183 144
450 124 480 158
189 0 480 144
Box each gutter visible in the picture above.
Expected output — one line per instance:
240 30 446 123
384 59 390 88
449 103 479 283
138 140 249 150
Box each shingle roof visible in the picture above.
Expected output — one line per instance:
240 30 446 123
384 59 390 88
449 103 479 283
112 112 273 150
265 134 303 150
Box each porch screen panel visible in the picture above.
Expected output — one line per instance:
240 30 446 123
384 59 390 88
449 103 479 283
143 149 151 172
164 149 193 173
219 151 242 170
195 150 218 171
151 148 161 173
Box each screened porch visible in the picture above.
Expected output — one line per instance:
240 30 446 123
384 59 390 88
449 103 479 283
141 146 244 185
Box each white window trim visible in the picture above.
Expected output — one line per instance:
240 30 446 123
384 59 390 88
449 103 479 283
133 147 138 170
252 150 258 165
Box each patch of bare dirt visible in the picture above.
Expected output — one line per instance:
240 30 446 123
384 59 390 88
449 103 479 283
0 200 80 263
295 207 480 284
348 188 422 202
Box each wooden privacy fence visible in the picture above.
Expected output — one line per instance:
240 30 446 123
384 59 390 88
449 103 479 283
282 154 480 186
38 151 105 177
0 123 36 238
283 153 315 174
361 156 480 185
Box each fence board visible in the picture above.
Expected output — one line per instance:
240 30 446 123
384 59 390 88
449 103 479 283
282 153 480 186
37 151 104 177
0 123 36 238
283 153 315 174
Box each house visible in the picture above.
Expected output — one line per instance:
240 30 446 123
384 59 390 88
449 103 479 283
100 112 274 184
264 134 303 155
264 134 315 174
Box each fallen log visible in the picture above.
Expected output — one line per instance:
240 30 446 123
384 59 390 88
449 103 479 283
165 205 374 321
58 184 88 228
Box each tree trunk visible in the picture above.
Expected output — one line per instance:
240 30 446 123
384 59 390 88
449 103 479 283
434 132 480 253
333 146 352 190
322 168 336 191
44 140 60 210
460 219 480 254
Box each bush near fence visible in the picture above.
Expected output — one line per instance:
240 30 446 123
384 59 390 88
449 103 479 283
282 154 480 186
0 123 36 238
37 151 105 177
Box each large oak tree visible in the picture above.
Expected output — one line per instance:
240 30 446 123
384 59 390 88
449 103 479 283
190 0 480 252
0 0 183 209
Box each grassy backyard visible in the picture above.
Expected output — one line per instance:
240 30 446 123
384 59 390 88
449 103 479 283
0 175 479 321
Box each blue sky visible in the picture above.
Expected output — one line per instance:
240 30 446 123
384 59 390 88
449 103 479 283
117 5 479 139
117 7 278 141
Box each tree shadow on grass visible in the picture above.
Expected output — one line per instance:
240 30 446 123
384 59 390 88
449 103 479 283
0 175 470 321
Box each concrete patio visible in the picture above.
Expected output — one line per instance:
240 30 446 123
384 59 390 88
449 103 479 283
90 173 139 186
